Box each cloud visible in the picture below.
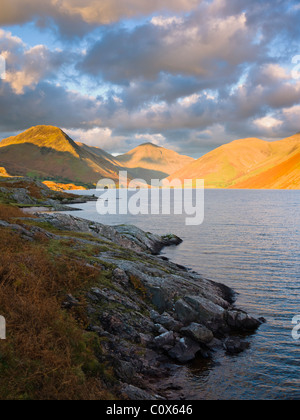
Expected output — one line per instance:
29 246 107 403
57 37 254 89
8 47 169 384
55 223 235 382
1 0 300 157
0 0 200 31
0 29 66 94
79 10 259 84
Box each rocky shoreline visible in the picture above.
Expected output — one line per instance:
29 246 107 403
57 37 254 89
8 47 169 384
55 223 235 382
32 212 265 399
0 178 265 400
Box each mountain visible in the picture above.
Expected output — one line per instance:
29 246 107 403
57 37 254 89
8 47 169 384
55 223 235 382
0 126 123 186
116 142 195 183
167 135 300 190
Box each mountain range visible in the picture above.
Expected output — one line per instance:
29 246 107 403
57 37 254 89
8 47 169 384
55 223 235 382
0 125 299 189
167 135 300 190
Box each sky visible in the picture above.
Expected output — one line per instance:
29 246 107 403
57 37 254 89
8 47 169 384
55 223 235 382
0 0 300 158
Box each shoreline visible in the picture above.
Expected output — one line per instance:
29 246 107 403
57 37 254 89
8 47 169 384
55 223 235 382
0 177 265 399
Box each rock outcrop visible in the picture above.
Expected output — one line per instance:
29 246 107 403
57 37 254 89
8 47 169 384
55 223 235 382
28 212 264 399
1 196 264 399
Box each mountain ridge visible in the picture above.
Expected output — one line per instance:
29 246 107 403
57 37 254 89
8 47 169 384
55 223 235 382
167 134 300 189
115 142 195 183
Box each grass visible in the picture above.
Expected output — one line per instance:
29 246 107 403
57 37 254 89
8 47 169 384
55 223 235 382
0 204 28 222
0 203 116 400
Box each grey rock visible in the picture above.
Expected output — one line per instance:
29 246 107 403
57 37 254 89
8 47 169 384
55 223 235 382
113 268 129 284
121 384 157 401
185 296 225 323
154 324 168 335
181 323 214 344
168 337 201 363
154 312 182 332
154 331 175 349
175 299 199 324
224 337 250 355
226 310 262 331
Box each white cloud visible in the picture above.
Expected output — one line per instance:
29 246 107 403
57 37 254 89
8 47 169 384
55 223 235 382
151 16 183 27
178 93 200 107
0 31 65 94
254 116 283 129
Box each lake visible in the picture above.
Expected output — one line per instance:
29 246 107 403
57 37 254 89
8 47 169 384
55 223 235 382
62 189 300 400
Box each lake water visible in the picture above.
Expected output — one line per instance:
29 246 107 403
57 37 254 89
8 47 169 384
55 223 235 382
63 189 300 400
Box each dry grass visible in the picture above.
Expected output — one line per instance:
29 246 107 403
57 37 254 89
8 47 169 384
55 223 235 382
0 204 27 222
0 221 115 400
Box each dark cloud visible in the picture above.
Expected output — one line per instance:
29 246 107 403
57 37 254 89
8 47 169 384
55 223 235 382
0 81 100 134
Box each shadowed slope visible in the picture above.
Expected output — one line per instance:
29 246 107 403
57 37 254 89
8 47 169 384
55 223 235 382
0 126 123 185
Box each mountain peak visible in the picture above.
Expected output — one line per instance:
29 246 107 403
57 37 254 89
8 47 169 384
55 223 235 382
0 125 79 157
138 142 160 148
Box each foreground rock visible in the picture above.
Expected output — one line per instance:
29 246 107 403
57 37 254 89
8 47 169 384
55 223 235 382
0 177 95 210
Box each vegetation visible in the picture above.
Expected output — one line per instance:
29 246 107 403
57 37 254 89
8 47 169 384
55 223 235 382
0 203 115 400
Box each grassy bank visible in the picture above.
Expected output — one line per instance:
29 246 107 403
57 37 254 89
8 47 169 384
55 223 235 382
0 184 116 400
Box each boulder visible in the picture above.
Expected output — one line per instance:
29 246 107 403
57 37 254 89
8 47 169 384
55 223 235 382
121 384 157 401
181 323 214 344
168 337 201 363
154 331 175 349
152 312 182 332
175 299 198 324
185 295 225 322
224 337 250 355
226 310 262 332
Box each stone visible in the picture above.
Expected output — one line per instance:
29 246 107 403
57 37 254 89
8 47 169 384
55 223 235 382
113 268 129 284
154 312 182 332
224 337 250 355
62 294 80 309
175 299 198 324
121 384 156 401
168 337 201 363
184 295 225 322
154 331 175 349
154 324 168 335
181 323 214 344
226 310 262 331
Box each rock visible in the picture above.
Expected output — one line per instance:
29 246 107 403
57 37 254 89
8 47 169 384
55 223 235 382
161 234 183 247
154 331 175 349
224 337 250 355
226 310 262 332
115 361 136 382
175 299 199 324
153 312 182 332
113 268 129 284
62 294 80 309
168 337 201 363
150 310 161 322
181 323 214 344
121 384 157 401
139 333 153 346
154 324 168 335
184 296 225 323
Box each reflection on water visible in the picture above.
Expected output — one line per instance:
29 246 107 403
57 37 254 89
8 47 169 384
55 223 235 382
63 189 300 400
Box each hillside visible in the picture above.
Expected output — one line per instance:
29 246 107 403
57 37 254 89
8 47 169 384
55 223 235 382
167 135 300 189
0 126 123 186
0 167 11 177
116 143 195 183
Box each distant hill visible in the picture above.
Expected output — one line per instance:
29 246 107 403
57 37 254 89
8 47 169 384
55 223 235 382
116 143 195 184
167 135 300 189
0 126 123 186
0 167 11 177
